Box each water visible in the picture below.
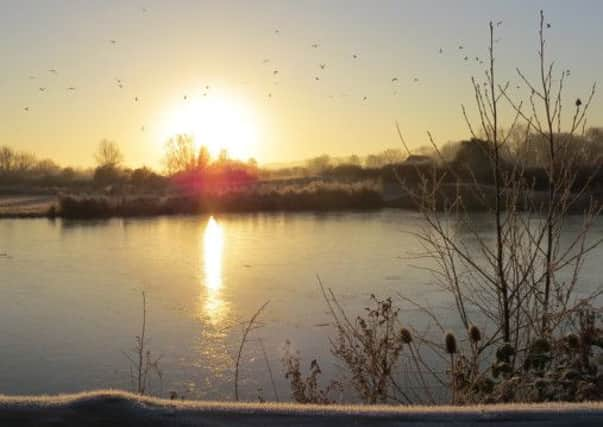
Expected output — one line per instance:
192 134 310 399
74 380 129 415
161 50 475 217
0 210 601 400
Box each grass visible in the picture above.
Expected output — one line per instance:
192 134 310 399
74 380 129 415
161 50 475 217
56 181 385 219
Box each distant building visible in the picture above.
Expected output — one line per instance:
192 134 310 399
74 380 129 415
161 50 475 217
404 154 433 165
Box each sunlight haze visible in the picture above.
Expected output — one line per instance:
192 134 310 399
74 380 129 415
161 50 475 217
1 0 601 168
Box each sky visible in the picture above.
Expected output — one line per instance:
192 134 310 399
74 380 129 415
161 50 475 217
0 0 602 169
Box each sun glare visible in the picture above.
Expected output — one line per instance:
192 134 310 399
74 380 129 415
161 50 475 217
159 92 259 160
203 216 224 292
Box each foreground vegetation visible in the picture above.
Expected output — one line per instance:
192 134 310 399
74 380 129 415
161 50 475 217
274 11 603 406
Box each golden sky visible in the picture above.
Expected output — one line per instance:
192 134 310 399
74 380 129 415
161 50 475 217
0 1 601 169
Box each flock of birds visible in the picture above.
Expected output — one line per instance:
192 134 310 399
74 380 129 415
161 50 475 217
19 13 567 132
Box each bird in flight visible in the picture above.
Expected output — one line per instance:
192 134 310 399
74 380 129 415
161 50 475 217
109 40 117 45
184 95 188 101
546 23 551 28
314 76 320 81
413 77 419 83
274 29 280 35
311 43 319 48
352 54 358 59
67 87 76 91
134 96 139 102
439 48 443 54
362 96 367 101
320 64 326 69
458 45 463 50
576 98 582 107
464 56 468 61
39 87 47 92
392 77 398 82
273 70 279 75
24 107 30 112
48 69 57 74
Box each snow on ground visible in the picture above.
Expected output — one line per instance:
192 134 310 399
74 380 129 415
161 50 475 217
0 390 602 426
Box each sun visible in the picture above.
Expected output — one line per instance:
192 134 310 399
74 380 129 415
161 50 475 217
159 91 259 160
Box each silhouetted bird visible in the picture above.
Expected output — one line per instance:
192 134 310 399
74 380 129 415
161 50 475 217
134 96 139 102
546 23 551 28
362 96 367 101
352 54 358 59
273 70 279 75
458 45 464 50
311 43 319 48
576 98 582 107
24 107 29 111
392 77 398 82
413 77 419 82
464 56 468 61
109 40 117 45
475 56 479 61
205 85 210 90
184 95 188 100
314 76 320 81
39 87 46 91
268 93 272 98
274 29 280 35
67 87 76 91
320 64 326 69
48 69 57 74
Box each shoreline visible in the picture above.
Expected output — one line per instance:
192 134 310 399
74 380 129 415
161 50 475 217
0 390 602 426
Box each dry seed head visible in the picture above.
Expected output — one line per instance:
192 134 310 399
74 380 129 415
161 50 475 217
469 325 481 343
400 328 413 344
445 332 457 354
566 333 579 349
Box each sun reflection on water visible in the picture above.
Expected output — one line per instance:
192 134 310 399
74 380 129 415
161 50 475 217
201 216 228 325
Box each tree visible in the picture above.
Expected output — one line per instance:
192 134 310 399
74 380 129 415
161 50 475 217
94 140 123 168
306 154 331 175
163 134 197 175
348 155 361 166
380 148 405 165
198 145 211 170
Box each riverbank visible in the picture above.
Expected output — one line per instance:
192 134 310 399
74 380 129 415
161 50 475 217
0 390 602 426
0 182 599 219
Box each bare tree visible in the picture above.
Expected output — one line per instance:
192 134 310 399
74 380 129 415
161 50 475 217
395 10 601 403
94 139 123 168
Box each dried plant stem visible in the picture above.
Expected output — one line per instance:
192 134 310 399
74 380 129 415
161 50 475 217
234 300 270 401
